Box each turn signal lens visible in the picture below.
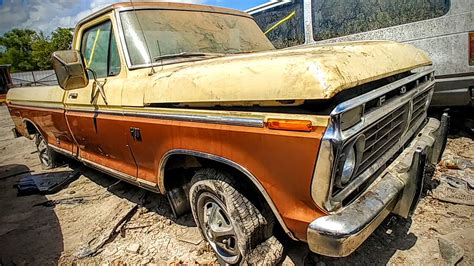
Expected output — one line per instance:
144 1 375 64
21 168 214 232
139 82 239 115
267 119 313 132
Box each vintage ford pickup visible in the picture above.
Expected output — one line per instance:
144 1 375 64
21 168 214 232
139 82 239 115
6 2 449 264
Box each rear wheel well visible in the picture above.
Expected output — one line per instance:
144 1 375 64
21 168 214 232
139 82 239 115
24 120 38 135
162 153 283 233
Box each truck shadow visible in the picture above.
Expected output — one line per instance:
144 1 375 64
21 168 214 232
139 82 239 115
75 163 196 228
0 164 64 264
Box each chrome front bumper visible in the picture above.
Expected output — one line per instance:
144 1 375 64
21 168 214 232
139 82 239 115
307 115 449 257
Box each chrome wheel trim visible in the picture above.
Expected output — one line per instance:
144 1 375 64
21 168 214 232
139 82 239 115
37 135 50 166
197 192 240 264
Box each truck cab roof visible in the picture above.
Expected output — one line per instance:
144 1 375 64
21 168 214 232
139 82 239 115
76 1 252 30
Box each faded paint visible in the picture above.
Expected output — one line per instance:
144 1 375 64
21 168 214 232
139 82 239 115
7 41 431 107
4 2 433 242
143 41 431 105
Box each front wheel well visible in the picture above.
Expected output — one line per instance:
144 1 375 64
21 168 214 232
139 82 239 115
162 153 284 234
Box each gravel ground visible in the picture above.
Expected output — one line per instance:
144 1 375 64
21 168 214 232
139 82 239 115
0 105 472 265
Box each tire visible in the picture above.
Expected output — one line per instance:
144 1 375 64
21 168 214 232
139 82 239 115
35 133 57 169
189 168 283 265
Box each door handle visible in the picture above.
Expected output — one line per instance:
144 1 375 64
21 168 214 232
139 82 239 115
130 127 142 141
69 93 78 99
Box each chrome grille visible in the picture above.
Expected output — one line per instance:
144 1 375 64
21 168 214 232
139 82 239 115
328 69 435 202
410 90 431 128
357 104 409 176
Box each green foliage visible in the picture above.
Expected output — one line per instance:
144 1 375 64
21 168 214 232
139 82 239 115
0 27 73 72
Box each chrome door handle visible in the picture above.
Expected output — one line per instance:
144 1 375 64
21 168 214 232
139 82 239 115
69 93 78 99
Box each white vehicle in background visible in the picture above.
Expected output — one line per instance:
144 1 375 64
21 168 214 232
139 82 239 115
248 0 474 108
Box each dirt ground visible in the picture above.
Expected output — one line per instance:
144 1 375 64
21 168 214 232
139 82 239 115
0 105 472 265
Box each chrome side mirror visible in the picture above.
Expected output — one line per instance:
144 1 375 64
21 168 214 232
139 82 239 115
52 50 89 90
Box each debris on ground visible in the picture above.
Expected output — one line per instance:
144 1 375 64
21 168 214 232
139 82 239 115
14 170 80 196
177 227 203 245
0 105 472 264
441 158 468 170
438 237 464 265
126 243 141 254
432 175 474 206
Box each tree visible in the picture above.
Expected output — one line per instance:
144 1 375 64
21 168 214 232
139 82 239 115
50 28 73 51
31 32 53 70
0 29 38 72
32 28 73 70
0 27 73 72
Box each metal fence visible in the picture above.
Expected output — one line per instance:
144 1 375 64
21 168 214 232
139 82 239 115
11 70 58 87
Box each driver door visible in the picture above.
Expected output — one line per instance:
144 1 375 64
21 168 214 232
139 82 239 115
64 19 137 180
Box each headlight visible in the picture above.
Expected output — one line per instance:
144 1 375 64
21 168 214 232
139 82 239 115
336 146 356 188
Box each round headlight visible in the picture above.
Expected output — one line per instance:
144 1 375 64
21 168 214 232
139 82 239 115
340 147 356 185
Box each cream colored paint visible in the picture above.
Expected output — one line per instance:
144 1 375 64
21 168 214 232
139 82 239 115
7 8 431 117
141 41 431 106
65 12 126 110
6 85 65 108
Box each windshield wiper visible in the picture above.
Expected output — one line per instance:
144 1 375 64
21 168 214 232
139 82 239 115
153 52 224 61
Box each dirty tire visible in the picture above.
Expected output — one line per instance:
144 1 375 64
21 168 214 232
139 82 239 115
35 133 57 169
189 168 282 265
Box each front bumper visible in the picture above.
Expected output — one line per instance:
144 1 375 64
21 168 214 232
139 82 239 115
307 115 449 257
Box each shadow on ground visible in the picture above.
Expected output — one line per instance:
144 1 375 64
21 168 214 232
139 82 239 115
74 163 197 228
0 164 64 264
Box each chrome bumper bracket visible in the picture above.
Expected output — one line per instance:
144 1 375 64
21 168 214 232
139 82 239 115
408 147 428 217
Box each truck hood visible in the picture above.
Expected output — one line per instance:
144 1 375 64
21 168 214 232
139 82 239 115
144 41 431 106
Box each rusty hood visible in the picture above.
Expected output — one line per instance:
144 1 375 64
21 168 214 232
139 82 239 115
144 41 431 106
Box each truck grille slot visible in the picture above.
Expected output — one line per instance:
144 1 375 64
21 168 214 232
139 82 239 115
356 104 408 176
410 90 430 127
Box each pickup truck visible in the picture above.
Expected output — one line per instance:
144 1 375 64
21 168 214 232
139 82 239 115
6 2 449 264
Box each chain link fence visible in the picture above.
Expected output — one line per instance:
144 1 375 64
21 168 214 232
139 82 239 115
11 70 58 87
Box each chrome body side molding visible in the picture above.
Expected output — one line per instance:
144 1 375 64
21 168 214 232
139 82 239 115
13 103 266 129
158 149 297 240
48 144 161 194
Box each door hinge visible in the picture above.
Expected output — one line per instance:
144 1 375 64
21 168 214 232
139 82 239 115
130 127 142 141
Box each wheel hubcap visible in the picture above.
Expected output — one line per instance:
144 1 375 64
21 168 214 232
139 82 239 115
197 193 240 264
37 136 50 166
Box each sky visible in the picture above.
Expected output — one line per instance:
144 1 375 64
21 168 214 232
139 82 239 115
0 0 269 35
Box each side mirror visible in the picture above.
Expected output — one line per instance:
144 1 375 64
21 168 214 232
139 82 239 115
52 50 89 90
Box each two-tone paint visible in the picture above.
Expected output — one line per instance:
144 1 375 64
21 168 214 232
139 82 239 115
6 2 433 242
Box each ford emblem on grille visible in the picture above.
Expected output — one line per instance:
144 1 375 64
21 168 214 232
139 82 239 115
378 95 386 106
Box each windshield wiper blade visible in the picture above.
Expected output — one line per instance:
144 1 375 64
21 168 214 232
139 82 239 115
153 52 224 61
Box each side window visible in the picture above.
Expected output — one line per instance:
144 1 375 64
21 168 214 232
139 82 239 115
312 0 450 41
252 0 305 49
81 20 121 78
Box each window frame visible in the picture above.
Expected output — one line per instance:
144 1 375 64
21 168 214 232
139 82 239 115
80 19 121 79
250 0 306 49
114 6 274 70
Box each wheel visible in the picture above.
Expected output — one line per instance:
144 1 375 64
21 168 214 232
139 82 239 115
35 133 57 169
189 168 283 265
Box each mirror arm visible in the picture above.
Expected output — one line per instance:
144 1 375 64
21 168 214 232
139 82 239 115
87 68 108 105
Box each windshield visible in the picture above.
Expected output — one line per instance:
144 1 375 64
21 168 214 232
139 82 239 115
119 9 275 66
